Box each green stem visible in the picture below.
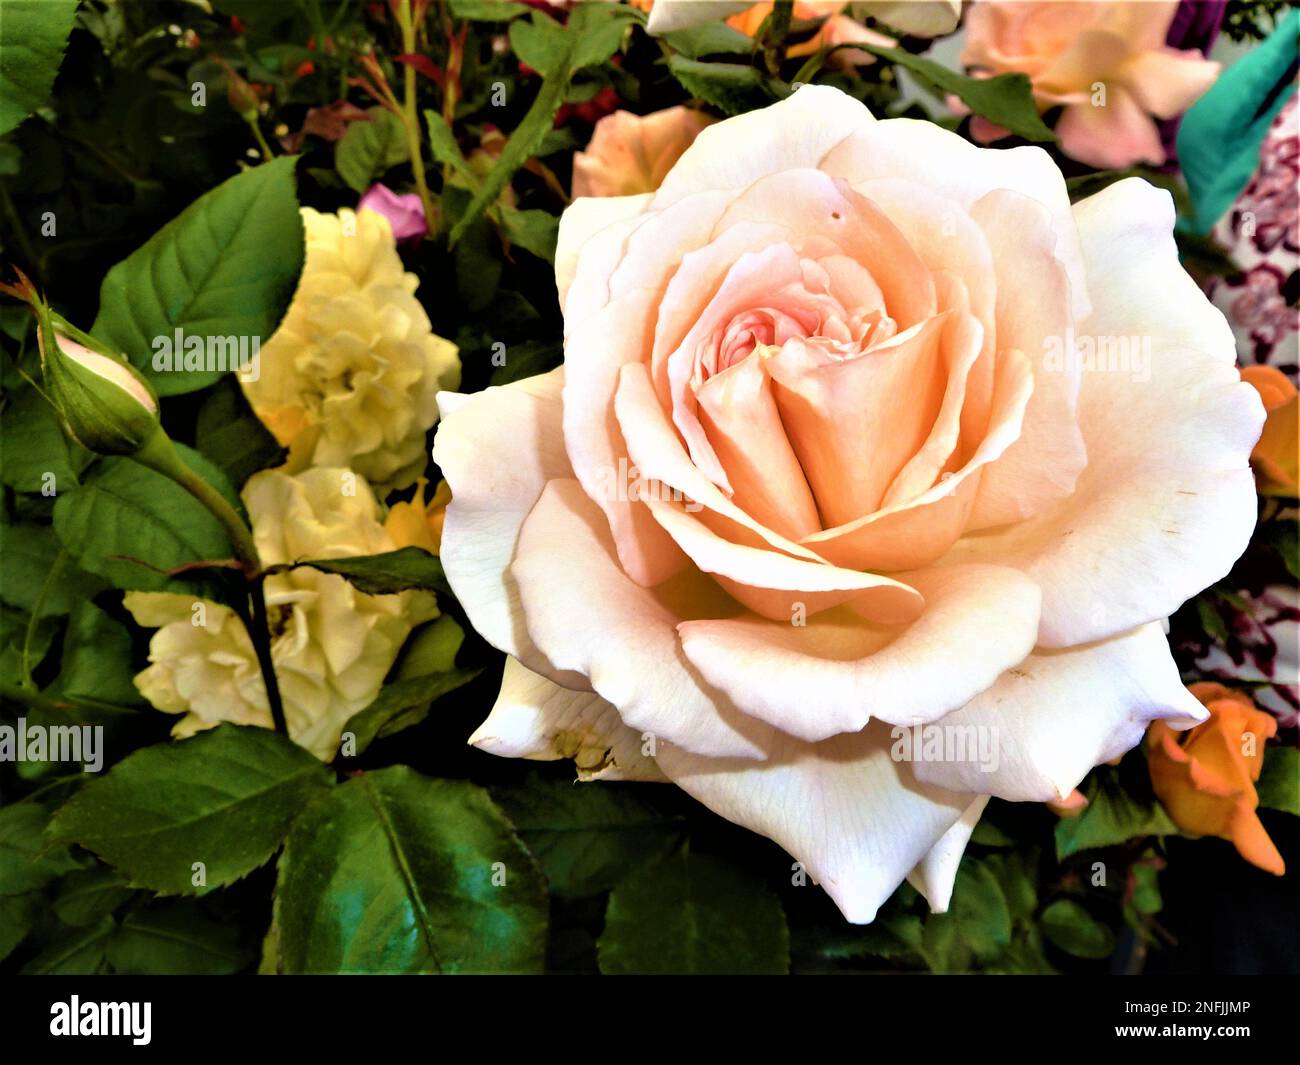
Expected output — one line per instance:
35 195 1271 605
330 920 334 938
248 118 275 162
396 0 436 235
0 682 136 718
131 432 288 736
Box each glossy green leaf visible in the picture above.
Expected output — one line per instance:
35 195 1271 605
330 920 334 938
290 546 452 597
275 768 548 973
0 0 80 137
1040 898 1115 960
49 724 334 895
335 107 409 193
492 775 686 898
91 156 304 395
598 850 789 974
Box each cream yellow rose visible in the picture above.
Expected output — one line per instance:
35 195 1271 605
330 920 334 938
125 467 438 760
241 207 460 495
433 86 1263 922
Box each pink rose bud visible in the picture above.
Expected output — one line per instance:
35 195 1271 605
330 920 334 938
358 183 427 244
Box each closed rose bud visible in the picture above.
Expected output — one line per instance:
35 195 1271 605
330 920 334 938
33 303 162 456
225 66 261 122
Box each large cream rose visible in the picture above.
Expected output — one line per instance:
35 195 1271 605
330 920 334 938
433 86 1263 922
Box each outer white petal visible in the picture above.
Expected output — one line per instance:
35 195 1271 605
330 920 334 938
676 564 1041 741
645 0 756 36
909 623 1209 802
906 796 990 913
656 722 977 924
651 84 875 209
511 477 775 760
946 179 1264 647
432 368 585 687
555 192 651 315
470 656 665 782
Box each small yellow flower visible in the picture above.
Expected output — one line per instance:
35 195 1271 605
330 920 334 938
125 467 438 760
242 207 460 494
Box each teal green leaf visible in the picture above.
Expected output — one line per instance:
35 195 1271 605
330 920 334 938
275 768 548 973
598 850 789 974
491 775 686 898
0 0 80 137
91 156 305 395
48 724 335 895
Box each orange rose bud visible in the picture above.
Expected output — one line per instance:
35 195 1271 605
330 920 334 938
1147 682 1285 876
1240 365 1298 497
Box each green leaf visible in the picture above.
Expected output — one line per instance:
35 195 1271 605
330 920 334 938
0 0 80 137
291 547 451 596
107 903 248 974
91 156 305 396
449 0 531 21
0 519 89 615
341 666 480 756
423 108 477 185
0 800 80 895
862 44 1054 143
947 858 1012 961
1055 773 1181 860
598 850 789 974
52 866 135 926
817 911 924 962
48 724 335 895
194 376 287 489
668 57 779 115
391 615 464 680
983 850 1038 923
21 917 115 974
500 205 559 263
0 384 92 493
969 817 1015 848
335 107 409 193
1040 898 1115 960
1129 857 1163 916
491 776 686 898
1257 746 1300 816
0 893 37 961
1262 519 1299 581
664 23 755 59
52 450 234 595
450 3 632 247
275 767 548 973
56 600 146 706
919 912 973 973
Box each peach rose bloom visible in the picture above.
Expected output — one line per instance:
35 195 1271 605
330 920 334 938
572 108 717 199
434 86 1263 923
646 0 961 39
962 0 1220 168
725 2 897 69
1240 364 1298 497
1148 683 1285 876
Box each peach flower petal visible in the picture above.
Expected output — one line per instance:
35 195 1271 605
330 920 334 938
909 623 1208 802
677 564 1040 742
946 179 1264 647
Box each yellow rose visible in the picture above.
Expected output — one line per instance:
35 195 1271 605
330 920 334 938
242 207 460 494
125 467 438 760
